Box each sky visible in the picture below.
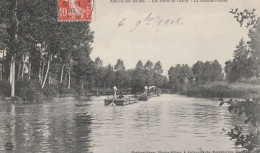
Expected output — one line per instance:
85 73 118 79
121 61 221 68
90 0 260 75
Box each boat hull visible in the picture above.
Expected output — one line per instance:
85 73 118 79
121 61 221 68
104 98 137 106
138 95 148 101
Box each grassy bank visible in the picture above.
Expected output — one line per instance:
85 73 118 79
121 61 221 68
181 81 260 99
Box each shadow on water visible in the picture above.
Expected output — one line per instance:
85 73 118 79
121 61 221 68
0 97 93 152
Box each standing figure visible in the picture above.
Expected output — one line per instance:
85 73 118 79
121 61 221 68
144 86 148 96
113 86 117 99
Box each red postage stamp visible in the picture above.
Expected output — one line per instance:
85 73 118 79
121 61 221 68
58 0 92 21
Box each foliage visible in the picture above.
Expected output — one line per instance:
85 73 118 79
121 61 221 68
237 77 260 85
84 58 168 94
192 60 223 84
184 84 248 98
0 0 94 100
42 85 59 100
227 8 260 80
225 39 255 82
168 64 194 90
57 83 75 94
15 79 43 102
0 80 11 97
220 98 260 151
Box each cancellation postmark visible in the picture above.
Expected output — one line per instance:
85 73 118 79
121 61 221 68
58 0 92 21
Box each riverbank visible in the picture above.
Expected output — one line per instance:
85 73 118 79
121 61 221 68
180 81 260 99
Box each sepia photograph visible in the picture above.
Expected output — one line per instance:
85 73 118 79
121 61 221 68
0 0 259 152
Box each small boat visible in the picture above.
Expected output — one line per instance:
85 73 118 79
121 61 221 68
137 94 148 101
136 91 160 101
104 98 113 105
104 97 137 106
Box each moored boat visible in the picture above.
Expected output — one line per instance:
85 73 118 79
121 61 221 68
104 98 137 106
137 94 148 101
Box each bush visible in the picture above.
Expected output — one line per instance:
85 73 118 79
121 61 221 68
42 85 59 100
16 79 43 102
57 83 76 94
0 91 4 100
0 80 11 97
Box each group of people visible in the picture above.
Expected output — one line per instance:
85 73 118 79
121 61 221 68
112 85 150 99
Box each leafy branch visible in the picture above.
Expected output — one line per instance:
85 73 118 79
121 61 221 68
220 98 260 151
229 8 257 29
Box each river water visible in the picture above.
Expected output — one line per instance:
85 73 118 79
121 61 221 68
0 94 249 153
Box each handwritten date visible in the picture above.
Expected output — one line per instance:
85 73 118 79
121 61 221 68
117 13 184 32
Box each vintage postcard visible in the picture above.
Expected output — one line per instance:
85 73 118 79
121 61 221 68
0 0 259 153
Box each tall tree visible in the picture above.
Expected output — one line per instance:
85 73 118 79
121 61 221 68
132 61 146 93
114 59 126 88
225 39 255 82
153 61 163 74
144 60 154 86
230 8 260 77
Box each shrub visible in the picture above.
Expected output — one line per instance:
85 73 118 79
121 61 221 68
16 79 43 102
42 85 59 100
57 83 75 94
0 80 11 97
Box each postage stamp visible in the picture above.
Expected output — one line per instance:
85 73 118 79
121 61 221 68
58 0 92 21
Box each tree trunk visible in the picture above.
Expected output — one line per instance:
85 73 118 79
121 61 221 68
28 58 31 80
21 55 25 79
9 60 13 85
48 75 51 85
10 56 15 97
68 62 71 89
39 60 42 83
10 0 18 97
42 54 51 88
60 64 64 83
41 59 45 84
17 61 21 79
81 81 84 90
28 56 32 80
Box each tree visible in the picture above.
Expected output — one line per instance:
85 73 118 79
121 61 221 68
168 64 181 90
230 8 260 77
114 59 126 88
94 57 103 88
144 60 154 86
153 61 165 87
192 61 205 84
168 64 193 90
153 61 163 74
104 64 115 88
136 60 144 70
225 39 255 82
211 60 223 81
248 18 260 76
132 60 146 93
114 59 125 71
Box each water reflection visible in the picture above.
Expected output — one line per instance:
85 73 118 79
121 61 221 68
0 95 250 152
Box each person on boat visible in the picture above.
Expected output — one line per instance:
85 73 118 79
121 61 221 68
113 85 117 99
144 86 148 96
